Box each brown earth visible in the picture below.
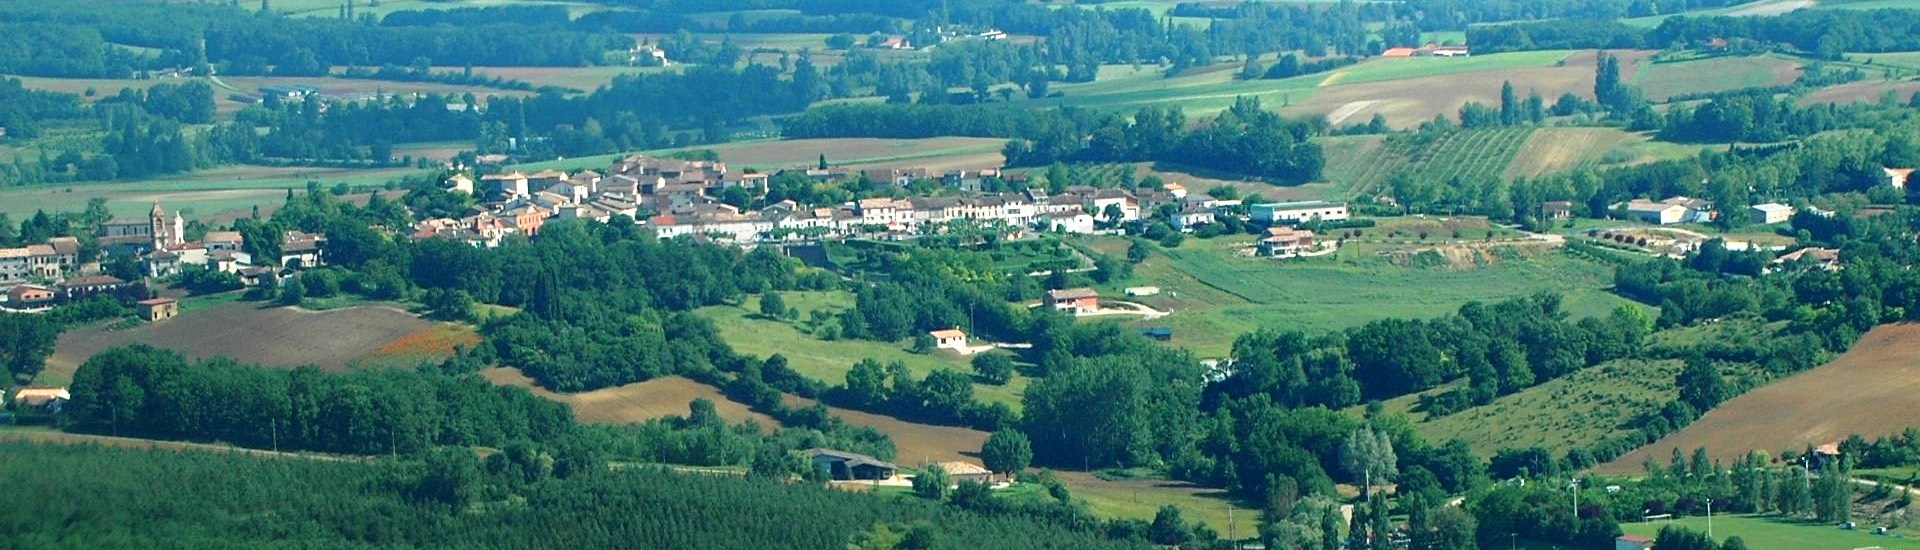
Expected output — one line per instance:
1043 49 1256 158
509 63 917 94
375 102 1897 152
1799 81 1920 107
786 395 990 466
479 367 987 464
1597 323 1920 474
481 367 780 427
45 302 435 381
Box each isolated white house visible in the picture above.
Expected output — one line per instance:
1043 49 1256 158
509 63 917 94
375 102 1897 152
930 329 968 352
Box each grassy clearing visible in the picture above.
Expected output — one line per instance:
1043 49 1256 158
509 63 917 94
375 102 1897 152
1087 229 1635 358
1631 55 1803 101
1816 0 1920 9
0 165 425 219
1049 63 1325 115
1620 514 1920 549
693 291 1030 409
1385 359 1679 458
1051 470 1260 537
1322 50 1579 87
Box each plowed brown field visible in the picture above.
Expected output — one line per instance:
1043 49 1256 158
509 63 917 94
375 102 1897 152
1598 324 1920 473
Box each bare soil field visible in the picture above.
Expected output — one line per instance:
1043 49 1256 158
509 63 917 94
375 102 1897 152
787 395 990 465
482 368 780 427
480 366 987 463
45 302 436 381
1503 128 1636 179
1798 81 1920 106
1598 324 1920 473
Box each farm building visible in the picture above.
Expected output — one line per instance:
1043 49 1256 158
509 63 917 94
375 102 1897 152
1749 203 1794 225
1615 534 1654 550
137 298 179 322
1887 167 1912 189
57 275 125 300
938 461 993 484
445 174 475 195
1138 327 1173 341
1258 227 1317 257
1622 197 1713 225
11 387 70 412
1542 201 1574 220
807 448 897 481
1380 47 1417 57
929 329 968 352
1044 288 1100 315
280 231 327 268
1250 201 1349 224
1124 287 1160 297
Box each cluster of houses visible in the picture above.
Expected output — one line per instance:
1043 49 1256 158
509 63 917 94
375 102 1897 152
1379 43 1472 58
416 155 1345 249
0 202 326 312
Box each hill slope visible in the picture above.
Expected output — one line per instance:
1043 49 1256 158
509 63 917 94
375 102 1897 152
1599 323 1920 473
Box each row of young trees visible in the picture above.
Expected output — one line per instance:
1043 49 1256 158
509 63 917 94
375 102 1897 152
0 440 1150 549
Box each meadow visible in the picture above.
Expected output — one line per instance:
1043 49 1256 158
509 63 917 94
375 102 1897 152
693 291 1030 409
1382 358 1681 458
1619 514 1920 549
0 164 426 220
1629 55 1803 101
1081 229 1636 358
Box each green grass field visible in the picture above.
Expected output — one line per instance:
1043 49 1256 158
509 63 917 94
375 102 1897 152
1083 230 1637 358
0 165 425 219
1816 0 1920 10
1322 50 1578 87
1621 514 1920 549
1847 51 1920 71
1631 55 1802 101
693 291 1029 409
1385 358 1679 457
1047 63 1325 115
272 0 612 19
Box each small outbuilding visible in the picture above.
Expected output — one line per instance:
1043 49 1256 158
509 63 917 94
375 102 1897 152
1138 327 1173 341
1749 203 1794 225
929 328 968 352
1542 201 1574 220
11 387 71 413
808 448 897 481
137 297 179 322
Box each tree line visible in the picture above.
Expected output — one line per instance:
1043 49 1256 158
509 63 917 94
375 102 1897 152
1472 8 1920 58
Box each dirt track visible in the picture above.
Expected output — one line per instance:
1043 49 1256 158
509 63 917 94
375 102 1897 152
1598 324 1920 473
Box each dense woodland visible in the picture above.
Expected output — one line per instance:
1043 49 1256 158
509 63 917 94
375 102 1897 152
1474 8 1920 57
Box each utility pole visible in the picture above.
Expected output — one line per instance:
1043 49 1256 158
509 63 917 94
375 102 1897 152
1707 498 1714 539
1571 478 1580 525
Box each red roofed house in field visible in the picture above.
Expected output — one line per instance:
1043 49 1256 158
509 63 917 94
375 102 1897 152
1044 288 1100 315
